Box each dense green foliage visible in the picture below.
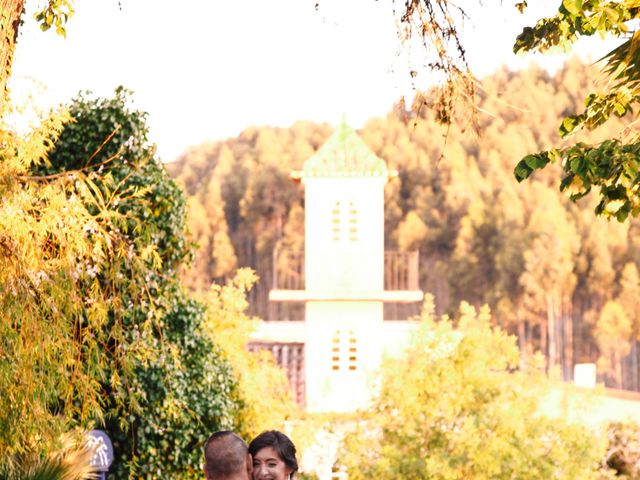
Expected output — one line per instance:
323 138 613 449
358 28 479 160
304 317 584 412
43 86 191 272
1 85 303 477
0 96 157 467
510 1 640 220
169 59 640 391
106 286 240 479
338 298 610 479
26 89 244 479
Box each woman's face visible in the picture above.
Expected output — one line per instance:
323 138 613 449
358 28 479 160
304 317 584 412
252 446 292 480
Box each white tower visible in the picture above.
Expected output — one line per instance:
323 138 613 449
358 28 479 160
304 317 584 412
268 122 422 412
300 123 389 411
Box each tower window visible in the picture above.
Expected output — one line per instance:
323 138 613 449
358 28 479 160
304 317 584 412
331 200 358 242
330 329 357 372
332 201 341 242
331 332 341 370
348 201 358 242
348 334 357 370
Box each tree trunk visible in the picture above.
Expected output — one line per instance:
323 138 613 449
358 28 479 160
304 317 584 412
547 295 556 371
540 317 547 369
0 0 25 101
564 298 574 381
632 340 638 391
615 351 623 389
517 320 525 354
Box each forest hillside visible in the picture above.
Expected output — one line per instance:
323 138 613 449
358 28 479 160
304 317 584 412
168 58 640 392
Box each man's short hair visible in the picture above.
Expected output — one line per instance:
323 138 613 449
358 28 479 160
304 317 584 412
204 431 248 479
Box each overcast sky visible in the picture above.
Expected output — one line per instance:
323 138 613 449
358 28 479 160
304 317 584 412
10 1 612 161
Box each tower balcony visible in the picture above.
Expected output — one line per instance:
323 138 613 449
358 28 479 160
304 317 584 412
269 249 423 303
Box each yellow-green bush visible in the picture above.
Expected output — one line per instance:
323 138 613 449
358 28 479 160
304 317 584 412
339 297 611 479
202 269 297 439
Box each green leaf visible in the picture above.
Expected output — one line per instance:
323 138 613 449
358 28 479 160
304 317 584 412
570 189 591 201
588 12 603 30
514 160 533 182
562 0 583 16
524 153 550 170
569 156 584 175
613 101 627 116
560 173 575 192
560 116 580 137
616 206 630 222
549 148 563 163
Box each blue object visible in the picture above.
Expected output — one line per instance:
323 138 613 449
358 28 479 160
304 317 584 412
87 430 114 475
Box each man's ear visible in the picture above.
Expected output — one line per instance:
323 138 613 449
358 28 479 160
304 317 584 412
246 453 253 476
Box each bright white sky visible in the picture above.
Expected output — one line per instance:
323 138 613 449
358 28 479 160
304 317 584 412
10 0 613 161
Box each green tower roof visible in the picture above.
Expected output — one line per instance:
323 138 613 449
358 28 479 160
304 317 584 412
296 121 389 178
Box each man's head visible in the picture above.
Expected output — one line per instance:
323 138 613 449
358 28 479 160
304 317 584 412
204 431 251 480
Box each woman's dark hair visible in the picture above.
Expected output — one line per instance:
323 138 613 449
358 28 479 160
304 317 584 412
249 430 298 474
